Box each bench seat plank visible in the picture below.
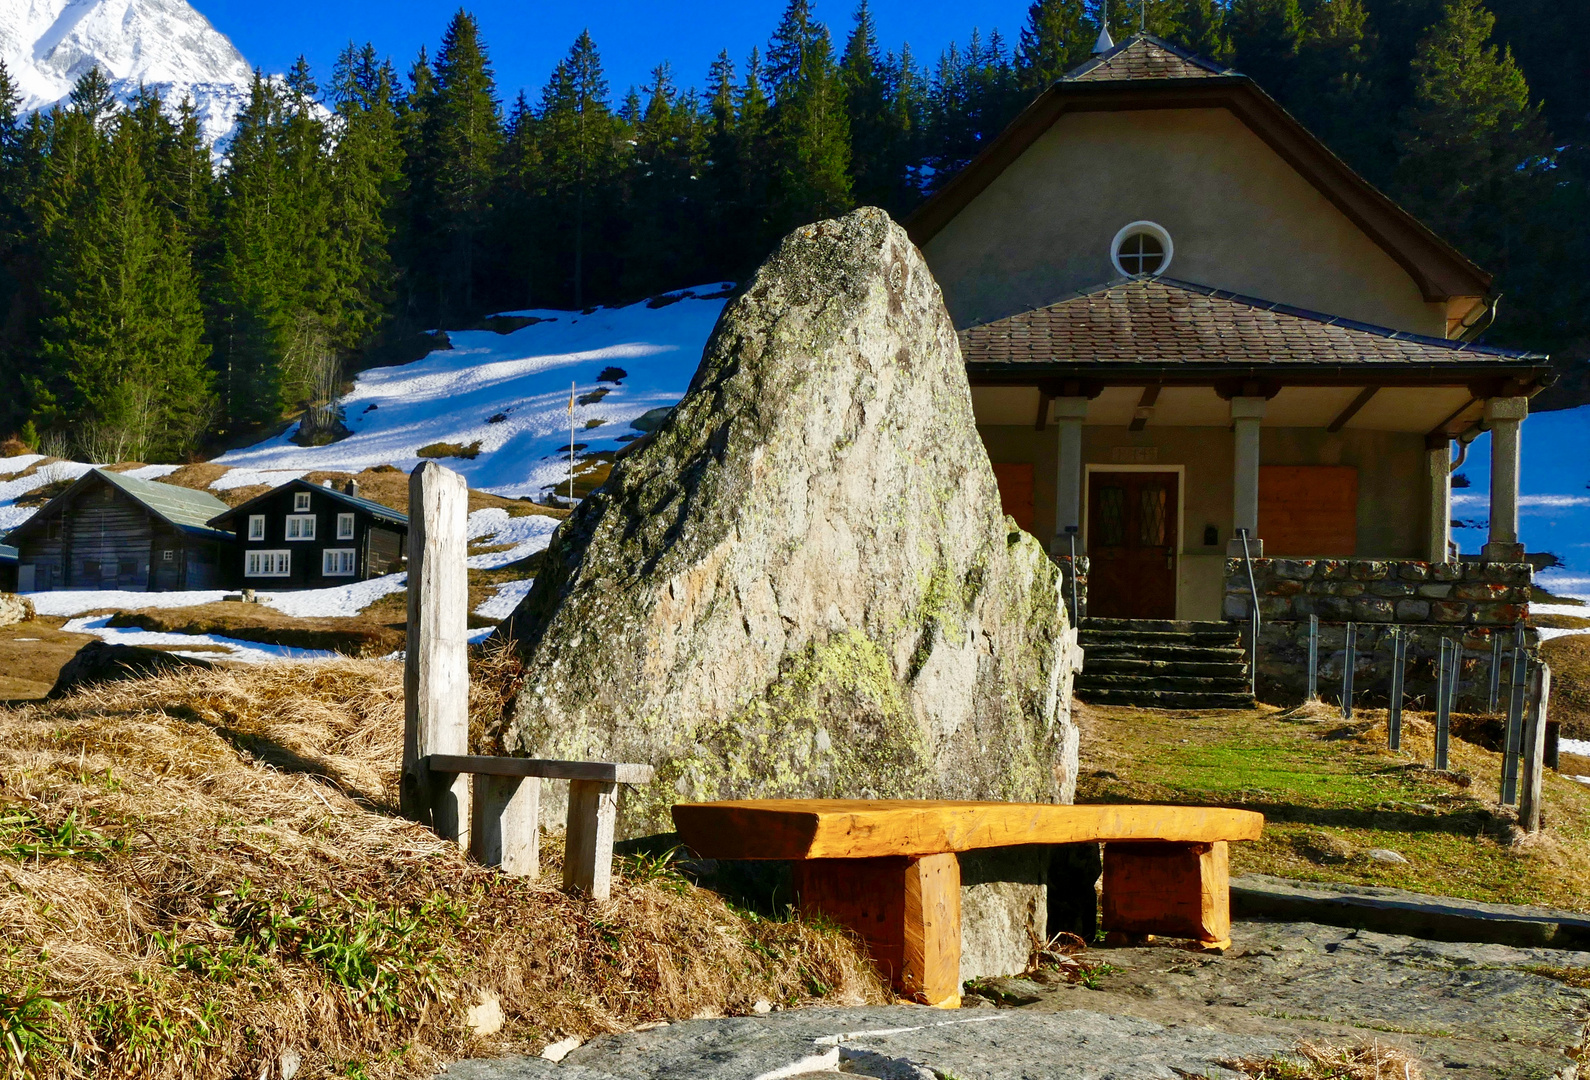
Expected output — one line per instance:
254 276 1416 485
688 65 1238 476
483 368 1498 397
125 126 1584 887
672 800 1263 860
428 754 654 785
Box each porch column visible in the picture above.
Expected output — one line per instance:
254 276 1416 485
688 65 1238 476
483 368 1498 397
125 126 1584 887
1227 396 1266 557
1425 438 1452 563
1482 396 1528 562
1053 397 1089 542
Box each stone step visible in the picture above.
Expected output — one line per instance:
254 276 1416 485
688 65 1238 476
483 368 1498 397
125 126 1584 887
1081 643 1248 663
1076 687 1257 709
1075 673 1253 693
1083 618 1235 634
1078 629 1243 648
1084 657 1250 679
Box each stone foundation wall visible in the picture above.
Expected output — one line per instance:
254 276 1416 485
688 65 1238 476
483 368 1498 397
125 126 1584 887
1223 558 1531 626
1223 558 1536 707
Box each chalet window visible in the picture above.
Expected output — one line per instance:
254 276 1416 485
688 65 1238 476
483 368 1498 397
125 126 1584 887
1110 221 1173 278
285 515 316 540
162 550 174 562
336 513 355 539
322 548 356 576
293 492 311 512
248 515 265 540
246 550 291 577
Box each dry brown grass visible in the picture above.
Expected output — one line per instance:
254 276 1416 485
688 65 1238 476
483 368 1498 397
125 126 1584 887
1226 1041 1424 1079
105 603 406 658
0 655 885 1079
1543 634 1590 739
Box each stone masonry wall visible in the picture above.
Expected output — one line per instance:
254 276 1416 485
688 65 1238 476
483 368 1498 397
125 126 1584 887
1223 558 1537 707
1223 558 1532 626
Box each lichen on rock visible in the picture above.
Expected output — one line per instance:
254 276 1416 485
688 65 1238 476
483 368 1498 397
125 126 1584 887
496 207 1080 837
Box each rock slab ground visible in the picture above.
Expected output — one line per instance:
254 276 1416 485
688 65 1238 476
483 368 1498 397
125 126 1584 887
497 208 1077 838
439 918 1590 1080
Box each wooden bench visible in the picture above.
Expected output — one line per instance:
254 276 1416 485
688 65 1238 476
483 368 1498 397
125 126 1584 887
672 799 1264 1007
427 755 654 900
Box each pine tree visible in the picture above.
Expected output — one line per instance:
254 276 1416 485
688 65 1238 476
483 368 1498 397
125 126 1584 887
537 31 619 307
1228 0 1305 96
422 11 501 320
1016 0 1094 90
842 1 895 209
0 61 39 436
766 0 853 234
1394 0 1547 267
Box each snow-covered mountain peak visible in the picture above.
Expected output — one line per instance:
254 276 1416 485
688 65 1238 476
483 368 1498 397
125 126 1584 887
2 0 254 144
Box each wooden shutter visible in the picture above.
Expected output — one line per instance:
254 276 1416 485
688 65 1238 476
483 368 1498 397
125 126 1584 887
1258 465 1358 556
990 463 1036 533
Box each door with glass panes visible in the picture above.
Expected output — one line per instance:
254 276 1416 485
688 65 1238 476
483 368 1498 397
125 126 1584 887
1086 471 1178 619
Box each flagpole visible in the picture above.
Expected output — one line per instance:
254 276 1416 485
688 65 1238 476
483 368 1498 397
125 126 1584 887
568 381 576 506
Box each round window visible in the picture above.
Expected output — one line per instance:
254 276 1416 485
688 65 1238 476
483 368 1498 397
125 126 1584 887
1110 221 1174 278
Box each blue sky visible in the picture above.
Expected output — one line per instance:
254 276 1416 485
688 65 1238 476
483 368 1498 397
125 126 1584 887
193 0 1035 103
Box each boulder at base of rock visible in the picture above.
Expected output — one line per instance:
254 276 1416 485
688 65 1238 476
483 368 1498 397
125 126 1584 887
0 593 34 627
497 207 1079 838
49 640 214 698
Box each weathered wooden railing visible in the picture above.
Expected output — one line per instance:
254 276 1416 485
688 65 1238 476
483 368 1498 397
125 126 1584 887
400 461 652 899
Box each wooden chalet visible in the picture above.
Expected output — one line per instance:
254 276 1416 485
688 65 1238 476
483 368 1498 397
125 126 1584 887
208 479 408 589
5 469 234 592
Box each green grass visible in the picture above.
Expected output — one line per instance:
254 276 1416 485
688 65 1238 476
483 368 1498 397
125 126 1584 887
1077 702 1590 912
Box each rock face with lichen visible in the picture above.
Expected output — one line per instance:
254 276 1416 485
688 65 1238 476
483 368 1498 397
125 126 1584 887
497 207 1079 837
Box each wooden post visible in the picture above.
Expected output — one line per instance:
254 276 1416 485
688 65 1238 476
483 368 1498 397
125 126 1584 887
472 775 540 877
1102 840 1231 951
1519 663 1551 833
792 854 962 1008
565 779 619 899
402 461 471 846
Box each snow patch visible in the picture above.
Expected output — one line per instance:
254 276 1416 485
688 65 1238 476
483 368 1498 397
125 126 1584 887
122 464 182 480
0 455 45 476
210 469 309 492
254 574 408 618
213 292 727 499
1562 738 1590 759
474 579 534 621
62 614 339 663
467 508 559 569
30 589 233 616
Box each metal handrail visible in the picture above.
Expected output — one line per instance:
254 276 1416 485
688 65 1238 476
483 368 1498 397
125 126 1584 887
1236 527 1259 699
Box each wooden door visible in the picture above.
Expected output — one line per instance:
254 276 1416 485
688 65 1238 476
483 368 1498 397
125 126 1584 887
990 463 1035 533
1087 471 1178 619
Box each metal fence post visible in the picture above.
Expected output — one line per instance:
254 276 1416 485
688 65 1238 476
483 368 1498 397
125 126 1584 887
1237 528 1260 700
1502 653 1529 806
1488 631 1503 714
1066 526 1080 627
1434 638 1452 771
1340 622 1357 719
1519 662 1552 832
1307 614 1319 702
1388 627 1406 751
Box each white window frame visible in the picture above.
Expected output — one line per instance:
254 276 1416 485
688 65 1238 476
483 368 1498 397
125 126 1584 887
293 491 312 512
1110 220 1174 278
247 515 265 540
246 550 291 578
336 512 355 539
322 548 357 577
285 514 316 541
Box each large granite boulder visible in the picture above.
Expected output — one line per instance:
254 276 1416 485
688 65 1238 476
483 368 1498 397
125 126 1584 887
497 207 1080 837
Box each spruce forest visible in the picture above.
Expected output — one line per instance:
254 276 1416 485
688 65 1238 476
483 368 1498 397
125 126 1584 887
0 0 1583 462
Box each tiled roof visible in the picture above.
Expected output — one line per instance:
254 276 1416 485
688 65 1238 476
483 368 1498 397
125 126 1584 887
1065 35 1231 82
959 278 1546 370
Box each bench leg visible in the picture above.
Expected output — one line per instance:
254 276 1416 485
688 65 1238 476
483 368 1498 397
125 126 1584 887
470 774 540 878
793 854 961 1008
564 779 618 900
1101 840 1230 950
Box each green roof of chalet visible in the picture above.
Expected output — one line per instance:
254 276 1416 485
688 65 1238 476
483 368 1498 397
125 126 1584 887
207 477 408 530
4 468 236 545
